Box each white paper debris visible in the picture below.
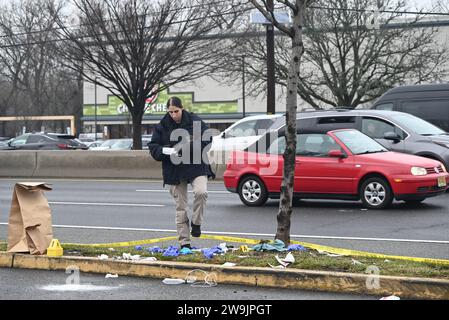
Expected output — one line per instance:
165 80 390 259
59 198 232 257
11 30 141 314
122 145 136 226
122 253 141 260
222 262 236 267
351 259 363 265
272 252 295 268
317 250 345 257
140 257 157 262
98 254 109 260
275 252 295 267
105 274 118 278
218 243 228 254
380 295 400 300
162 278 186 285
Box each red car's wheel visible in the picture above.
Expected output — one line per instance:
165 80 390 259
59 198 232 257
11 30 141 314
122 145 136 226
360 177 393 210
238 176 268 206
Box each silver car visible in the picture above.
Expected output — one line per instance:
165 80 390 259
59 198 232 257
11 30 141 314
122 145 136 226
271 110 449 170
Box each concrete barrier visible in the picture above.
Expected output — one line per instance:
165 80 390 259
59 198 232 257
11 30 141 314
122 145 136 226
34 150 162 179
0 151 37 177
0 150 225 180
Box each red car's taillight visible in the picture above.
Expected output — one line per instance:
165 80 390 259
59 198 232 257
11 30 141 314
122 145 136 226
57 143 69 149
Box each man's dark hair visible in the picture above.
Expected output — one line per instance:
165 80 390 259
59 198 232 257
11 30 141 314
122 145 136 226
166 96 184 109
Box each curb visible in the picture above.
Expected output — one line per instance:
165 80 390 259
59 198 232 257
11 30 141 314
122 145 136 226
1 252 449 299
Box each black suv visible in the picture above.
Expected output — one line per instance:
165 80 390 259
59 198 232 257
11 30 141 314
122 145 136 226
0 133 88 150
370 84 449 132
270 109 449 170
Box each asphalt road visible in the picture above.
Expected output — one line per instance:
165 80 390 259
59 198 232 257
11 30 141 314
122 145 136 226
0 178 447 301
0 267 374 301
0 178 448 260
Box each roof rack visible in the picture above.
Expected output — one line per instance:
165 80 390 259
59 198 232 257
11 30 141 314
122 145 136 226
334 107 352 112
297 109 330 113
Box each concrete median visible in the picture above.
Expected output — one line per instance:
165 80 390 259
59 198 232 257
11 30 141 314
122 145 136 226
0 150 225 180
0 151 37 177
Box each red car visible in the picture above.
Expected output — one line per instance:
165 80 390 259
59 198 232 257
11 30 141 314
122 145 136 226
223 129 449 209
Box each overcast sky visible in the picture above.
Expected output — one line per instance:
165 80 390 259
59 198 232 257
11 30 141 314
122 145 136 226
0 0 447 13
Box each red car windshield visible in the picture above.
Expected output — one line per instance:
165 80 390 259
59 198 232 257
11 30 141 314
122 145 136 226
333 130 387 155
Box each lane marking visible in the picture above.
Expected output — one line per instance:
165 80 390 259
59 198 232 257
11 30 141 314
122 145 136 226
48 202 164 207
0 178 224 184
136 189 229 194
1 223 448 245
41 284 120 292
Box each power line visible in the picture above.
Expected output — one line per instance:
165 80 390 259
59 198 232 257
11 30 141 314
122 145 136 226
310 5 449 17
0 5 253 49
1 2 449 49
1 1 448 41
0 0 246 40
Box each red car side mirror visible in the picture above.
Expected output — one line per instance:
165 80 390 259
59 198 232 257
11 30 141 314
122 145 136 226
328 150 346 158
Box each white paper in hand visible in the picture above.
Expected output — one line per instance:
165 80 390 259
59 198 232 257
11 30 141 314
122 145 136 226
162 147 176 155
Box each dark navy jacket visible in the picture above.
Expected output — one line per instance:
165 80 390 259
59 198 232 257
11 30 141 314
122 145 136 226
148 110 215 185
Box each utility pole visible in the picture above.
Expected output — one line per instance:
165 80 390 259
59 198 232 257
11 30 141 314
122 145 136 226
94 78 98 141
242 55 246 118
266 0 275 115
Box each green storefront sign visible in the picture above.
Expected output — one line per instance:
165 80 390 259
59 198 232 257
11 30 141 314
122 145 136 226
84 88 238 116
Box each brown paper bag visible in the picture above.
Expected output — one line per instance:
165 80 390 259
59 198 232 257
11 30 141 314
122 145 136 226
7 182 53 255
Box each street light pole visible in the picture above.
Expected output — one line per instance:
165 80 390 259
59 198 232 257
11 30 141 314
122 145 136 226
266 0 275 115
94 78 97 141
242 55 246 118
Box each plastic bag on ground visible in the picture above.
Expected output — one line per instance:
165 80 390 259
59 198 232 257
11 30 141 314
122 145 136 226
252 239 287 252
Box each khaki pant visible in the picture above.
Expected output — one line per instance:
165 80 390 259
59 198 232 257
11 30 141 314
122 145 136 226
169 176 208 246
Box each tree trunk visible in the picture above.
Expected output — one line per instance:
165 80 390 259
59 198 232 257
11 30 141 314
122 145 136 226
131 110 143 150
275 2 305 246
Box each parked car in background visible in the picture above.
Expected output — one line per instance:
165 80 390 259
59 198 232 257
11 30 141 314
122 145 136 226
86 140 104 149
90 138 151 150
370 84 449 132
0 133 88 150
224 128 448 209
208 114 282 164
270 110 449 171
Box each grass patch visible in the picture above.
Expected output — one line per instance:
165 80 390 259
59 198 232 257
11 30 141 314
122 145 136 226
2 241 449 279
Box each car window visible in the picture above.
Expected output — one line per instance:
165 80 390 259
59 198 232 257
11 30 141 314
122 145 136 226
267 134 341 157
334 130 387 155
227 120 258 138
255 119 276 132
315 116 357 131
361 117 406 139
400 100 449 131
110 140 132 149
297 134 341 157
100 140 117 147
27 135 43 143
27 135 53 143
374 103 394 110
267 136 287 155
10 135 28 146
389 113 445 136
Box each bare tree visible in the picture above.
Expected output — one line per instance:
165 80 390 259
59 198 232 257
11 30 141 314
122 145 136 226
0 0 83 135
249 0 311 245
51 0 245 149
222 0 449 109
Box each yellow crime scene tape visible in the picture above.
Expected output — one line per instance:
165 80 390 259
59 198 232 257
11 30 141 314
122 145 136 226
62 234 449 266
63 236 178 248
